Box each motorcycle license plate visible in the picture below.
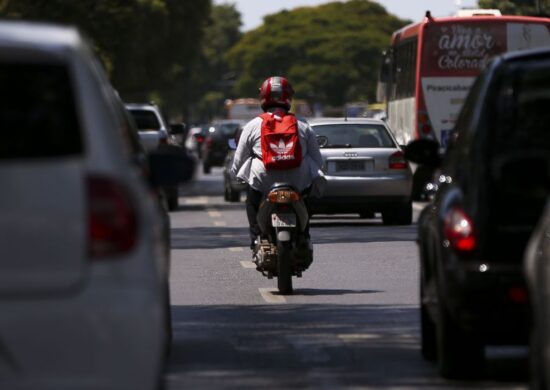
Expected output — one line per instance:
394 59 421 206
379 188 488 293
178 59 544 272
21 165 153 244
271 213 296 227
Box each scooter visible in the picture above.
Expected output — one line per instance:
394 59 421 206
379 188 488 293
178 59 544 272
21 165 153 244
253 183 313 295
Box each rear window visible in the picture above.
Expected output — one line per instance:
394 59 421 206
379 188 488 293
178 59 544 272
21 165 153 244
217 123 241 136
0 63 82 159
312 123 395 148
128 109 161 131
496 63 550 152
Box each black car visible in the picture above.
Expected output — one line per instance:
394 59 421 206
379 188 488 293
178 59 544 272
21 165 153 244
406 47 550 379
201 120 244 174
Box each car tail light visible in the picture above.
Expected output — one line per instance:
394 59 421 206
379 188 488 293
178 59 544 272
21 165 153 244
389 151 408 169
196 135 205 143
508 287 528 304
268 189 300 203
88 176 137 258
444 207 476 253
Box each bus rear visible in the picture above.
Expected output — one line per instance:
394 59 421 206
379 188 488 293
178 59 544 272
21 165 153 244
418 15 550 148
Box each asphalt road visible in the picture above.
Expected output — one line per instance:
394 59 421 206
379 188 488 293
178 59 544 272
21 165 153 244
164 167 528 390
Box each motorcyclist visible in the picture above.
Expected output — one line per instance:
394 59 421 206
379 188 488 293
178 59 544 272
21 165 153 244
231 76 325 250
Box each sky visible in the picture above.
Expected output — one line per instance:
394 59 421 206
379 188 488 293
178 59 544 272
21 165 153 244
214 0 480 31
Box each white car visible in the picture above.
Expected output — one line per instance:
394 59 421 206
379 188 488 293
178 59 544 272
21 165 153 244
309 118 413 224
0 21 186 390
126 102 170 152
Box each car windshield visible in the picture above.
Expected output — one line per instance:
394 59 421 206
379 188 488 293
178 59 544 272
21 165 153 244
128 109 161 131
312 123 395 148
0 62 82 159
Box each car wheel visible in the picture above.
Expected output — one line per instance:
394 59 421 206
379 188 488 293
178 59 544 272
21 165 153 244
382 202 412 225
203 163 211 174
228 188 240 202
436 295 485 379
420 278 437 361
166 189 178 211
530 320 547 390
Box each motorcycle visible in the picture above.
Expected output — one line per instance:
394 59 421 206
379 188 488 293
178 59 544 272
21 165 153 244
253 183 313 295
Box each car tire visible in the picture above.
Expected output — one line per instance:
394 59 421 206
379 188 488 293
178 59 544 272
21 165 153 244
436 296 485 379
382 201 412 225
530 320 547 390
228 188 240 202
166 190 178 211
203 163 211 174
420 279 437 361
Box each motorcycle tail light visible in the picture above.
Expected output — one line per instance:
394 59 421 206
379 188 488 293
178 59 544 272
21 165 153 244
389 151 408 169
268 190 300 203
444 207 476 253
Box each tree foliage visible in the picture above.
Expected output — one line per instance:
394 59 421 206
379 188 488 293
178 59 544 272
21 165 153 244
190 4 243 122
0 0 211 116
478 0 545 15
227 0 407 106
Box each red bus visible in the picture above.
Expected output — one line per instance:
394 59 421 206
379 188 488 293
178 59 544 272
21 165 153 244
378 9 550 196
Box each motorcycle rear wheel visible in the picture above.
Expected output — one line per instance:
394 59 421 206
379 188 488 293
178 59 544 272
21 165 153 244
277 240 293 295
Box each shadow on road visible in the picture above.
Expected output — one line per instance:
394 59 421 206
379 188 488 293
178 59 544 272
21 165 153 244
171 223 416 250
165 304 527 389
290 288 384 296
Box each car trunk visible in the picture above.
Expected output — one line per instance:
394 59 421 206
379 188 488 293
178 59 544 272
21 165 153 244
0 162 87 294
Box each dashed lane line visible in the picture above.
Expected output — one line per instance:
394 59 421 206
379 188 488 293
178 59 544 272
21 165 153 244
214 221 227 227
229 247 244 252
240 261 256 269
183 196 208 205
413 202 428 212
207 210 222 218
259 288 287 304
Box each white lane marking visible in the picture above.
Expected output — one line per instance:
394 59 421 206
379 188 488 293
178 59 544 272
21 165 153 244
207 210 222 218
240 261 256 269
338 334 381 341
229 247 244 252
413 202 428 212
214 221 227 227
184 196 208 205
259 288 287 304
221 234 236 238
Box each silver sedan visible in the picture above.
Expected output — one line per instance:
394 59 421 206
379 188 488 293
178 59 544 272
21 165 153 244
309 118 413 225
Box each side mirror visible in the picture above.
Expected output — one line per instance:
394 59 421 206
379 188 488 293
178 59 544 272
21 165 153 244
148 144 195 186
403 139 442 167
228 138 237 150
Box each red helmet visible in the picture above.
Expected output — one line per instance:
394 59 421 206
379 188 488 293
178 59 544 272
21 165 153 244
259 76 294 111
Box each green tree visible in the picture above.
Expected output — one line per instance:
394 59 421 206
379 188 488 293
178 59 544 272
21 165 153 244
0 0 211 117
227 0 407 107
478 0 544 15
190 4 243 122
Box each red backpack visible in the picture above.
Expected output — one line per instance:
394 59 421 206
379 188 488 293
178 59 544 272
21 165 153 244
259 112 302 170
